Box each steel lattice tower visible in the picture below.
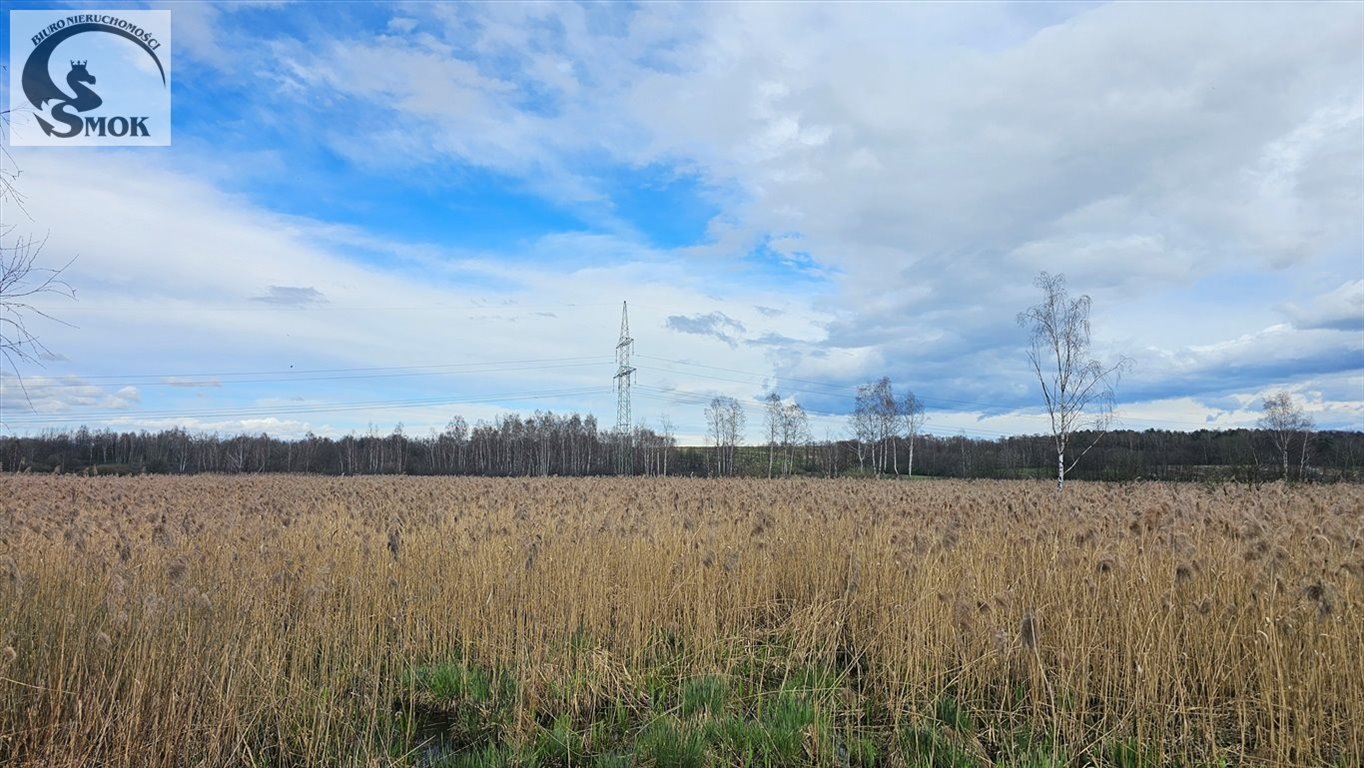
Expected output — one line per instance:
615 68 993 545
614 301 636 435
616 301 635 474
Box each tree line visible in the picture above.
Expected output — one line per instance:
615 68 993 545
0 413 671 478
2 419 1358 481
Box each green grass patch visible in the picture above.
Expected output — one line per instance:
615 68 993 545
1104 738 1162 768
679 675 729 718
397 657 520 762
636 716 707 768
388 634 1187 768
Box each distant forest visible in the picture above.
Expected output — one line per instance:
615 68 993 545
1 412 1360 482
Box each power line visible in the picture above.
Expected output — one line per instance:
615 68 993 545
2 361 613 390
59 301 627 313
0 386 608 428
4 355 613 385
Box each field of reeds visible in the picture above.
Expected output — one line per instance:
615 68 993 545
0 475 1360 767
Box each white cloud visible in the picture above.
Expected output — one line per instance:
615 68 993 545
0 374 140 417
1 150 834 437
1283 280 1364 332
5 1 1361 437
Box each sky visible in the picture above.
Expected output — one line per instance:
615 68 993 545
0 0 1361 444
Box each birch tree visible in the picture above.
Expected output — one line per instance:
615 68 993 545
872 377 899 473
1018 271 1129 491
764 393 783 478
705 396 745 476
724 397 745 475
658 415 676 476
780 401 809 476
851 377 919 475
900 391 926 477
1259 391 1313 480
849 387 877 472
705 398 725 476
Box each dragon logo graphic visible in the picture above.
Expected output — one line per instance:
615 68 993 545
21 21 166 139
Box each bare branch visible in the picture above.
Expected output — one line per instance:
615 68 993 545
0 126 78 422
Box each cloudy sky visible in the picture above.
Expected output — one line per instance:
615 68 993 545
1 0 1361 443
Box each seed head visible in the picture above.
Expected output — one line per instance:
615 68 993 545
1020 609 1038 651
993 629 1009 655
0 555 19 584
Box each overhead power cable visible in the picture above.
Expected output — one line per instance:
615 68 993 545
7 355 613 386
0 386 608 428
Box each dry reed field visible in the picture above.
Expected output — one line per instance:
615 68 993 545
0 475 1360 767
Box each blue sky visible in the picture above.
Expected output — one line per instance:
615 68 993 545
1 0 1361 443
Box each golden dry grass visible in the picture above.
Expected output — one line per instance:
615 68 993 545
0 475 1360 767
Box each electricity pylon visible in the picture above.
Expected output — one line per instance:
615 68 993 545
614 301 635 474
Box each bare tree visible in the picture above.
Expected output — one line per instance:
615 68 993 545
705 397 724 476
820 427 839 478
705 396 744 476
657 415 675 476
764 392 783 478
1 103 75 417
848 389 876 472
389 422 407 474
724 397 745 476
852 379 894 472
780 401 809 477
900 391 926 477
0 234 73 375
1018 272 1129 491
1259 391 1314 481
851 377 917 475
872 377 899 473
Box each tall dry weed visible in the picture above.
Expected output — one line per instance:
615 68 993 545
0 475 1358 766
